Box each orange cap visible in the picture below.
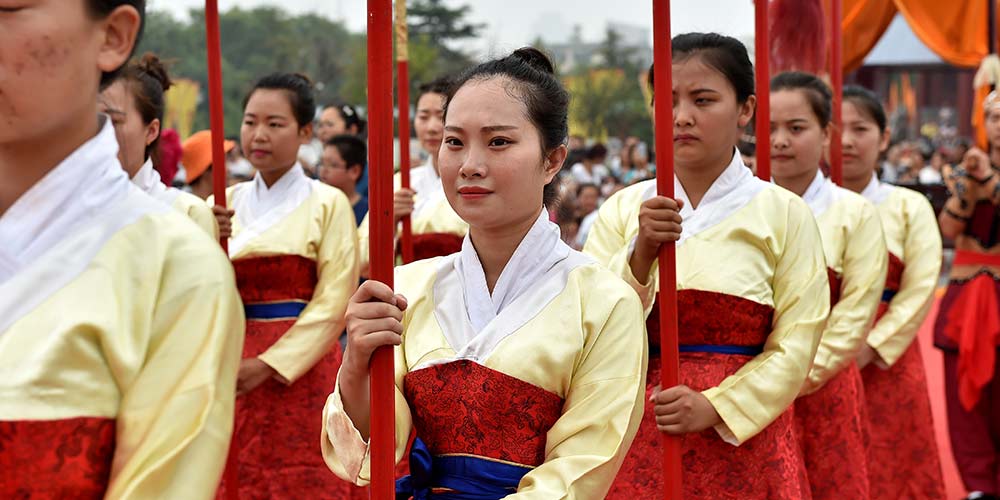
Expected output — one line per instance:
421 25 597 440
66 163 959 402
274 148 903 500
181 130 236 183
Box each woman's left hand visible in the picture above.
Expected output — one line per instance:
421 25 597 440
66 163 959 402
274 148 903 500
652 384 722 435
237 358 278 396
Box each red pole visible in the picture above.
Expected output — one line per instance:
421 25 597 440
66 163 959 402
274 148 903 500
755 0 771 180
368 0 396 498
652 1 681 498
205 3 237 497
396 1 415 264
829 0 844 185
206 0 228 252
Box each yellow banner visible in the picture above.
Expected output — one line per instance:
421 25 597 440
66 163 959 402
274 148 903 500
164 78 200 140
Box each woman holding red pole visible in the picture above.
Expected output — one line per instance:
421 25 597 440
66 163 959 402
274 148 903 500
769 71 886 500
215 73 361 499
357 77 468 274
838 85 945 500
586 33 828 499
323 47 646 498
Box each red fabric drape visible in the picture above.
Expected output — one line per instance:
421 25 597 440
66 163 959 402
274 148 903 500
894 0 990 69
842 0 898 72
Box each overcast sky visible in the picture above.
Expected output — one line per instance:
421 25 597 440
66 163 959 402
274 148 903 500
150 0 756 56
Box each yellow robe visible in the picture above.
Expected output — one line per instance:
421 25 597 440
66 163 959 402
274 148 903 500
323 210 647 498
132 158 217 238
222 167 360 382
803 172 887 392
0 119 244 499
584 152 828 444
861 175 942 365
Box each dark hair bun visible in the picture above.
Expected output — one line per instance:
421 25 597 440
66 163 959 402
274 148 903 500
291 73 314 87
511 47 555 75
136 52 172 92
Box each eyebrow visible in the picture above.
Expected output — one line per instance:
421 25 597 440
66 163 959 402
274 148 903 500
244 113 289 120
444 125 518 132
104 108 126 116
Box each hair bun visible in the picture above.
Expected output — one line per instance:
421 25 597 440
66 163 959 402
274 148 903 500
511 47 556 75
292 73 314 87
136 52 173 92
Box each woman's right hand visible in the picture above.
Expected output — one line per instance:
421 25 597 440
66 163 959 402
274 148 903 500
629 196 684 282
212 205 234 240
341 280 409 382
393 188 416 224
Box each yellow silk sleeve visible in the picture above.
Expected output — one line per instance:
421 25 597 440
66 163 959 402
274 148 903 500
805 201 887 394
510 283 647 498
175 191 218 239
867 192 942 366
703 199 829 445
583 189 657 311
320 343 413 486
258 193 360 383
107 243 244 499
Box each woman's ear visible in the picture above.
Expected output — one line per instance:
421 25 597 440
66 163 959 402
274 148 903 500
738 95 757 128
545 144 568 182
96 5 142 77
145 119 161 148
299 123 314 144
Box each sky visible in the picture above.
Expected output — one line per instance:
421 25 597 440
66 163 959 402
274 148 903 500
150 0 757 56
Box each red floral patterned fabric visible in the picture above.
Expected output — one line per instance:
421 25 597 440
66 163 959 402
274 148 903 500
408 233 464 262
794 364 871 500
403 360 564 466
645 290 774 351
827 267 843 306
0 417 115 499
232 255 317 304
217 258 360 499
862 342 945 499
611 290 807 499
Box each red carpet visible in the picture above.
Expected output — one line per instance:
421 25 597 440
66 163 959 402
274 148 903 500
919 291 966 499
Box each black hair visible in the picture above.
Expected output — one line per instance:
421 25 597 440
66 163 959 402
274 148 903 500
445 47 567 208
114 53 171 160
843 84 887 133
585 143 608 161
417 76 454 103
243 73 316 127
770 71 833 127
325 102 366 135
88 1 146 90
325 134 367 183
649 33 755 105
575 182 600 198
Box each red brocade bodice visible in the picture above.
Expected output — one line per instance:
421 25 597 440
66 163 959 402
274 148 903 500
403 360 564 467
645 289 774 352
232 254 317 305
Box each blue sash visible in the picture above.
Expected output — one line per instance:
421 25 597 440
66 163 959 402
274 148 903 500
678 344 765 356
244 301 307 321
395 439 531 500
881 289 898 303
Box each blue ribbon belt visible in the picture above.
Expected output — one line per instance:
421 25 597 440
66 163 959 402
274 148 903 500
881 289 898 303
396 438 530 500
244 301 307 320
678 344 765 355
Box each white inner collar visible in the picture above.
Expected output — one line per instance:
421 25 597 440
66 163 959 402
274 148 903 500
860 172 891 205
457 208 568 333
0 116 130 284
801 169 835 217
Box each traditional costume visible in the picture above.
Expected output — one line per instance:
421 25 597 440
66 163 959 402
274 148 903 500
131 158 217 237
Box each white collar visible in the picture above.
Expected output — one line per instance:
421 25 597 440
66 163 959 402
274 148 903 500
131 158 179 205
0 117 131 284
860 172 891 205
644 148 764 246
248 164 308 217
230 164 313 257
411 159 446 219
457 208 568 333
800 169 836 218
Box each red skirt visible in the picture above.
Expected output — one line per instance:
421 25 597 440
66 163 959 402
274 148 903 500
216 319 362 500
861 342 945 499
607 354 810 499
794 364 871 500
